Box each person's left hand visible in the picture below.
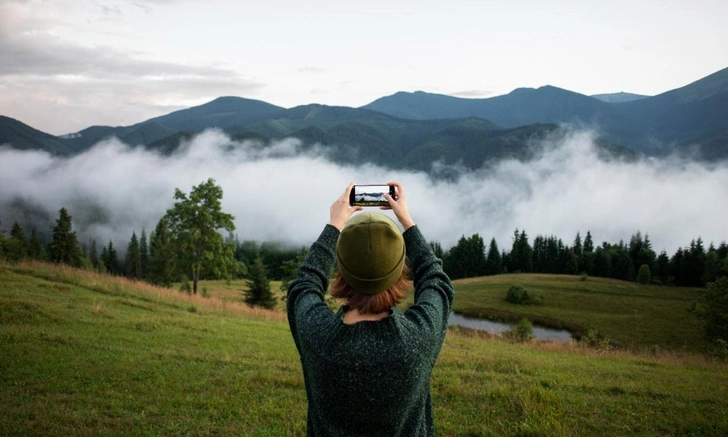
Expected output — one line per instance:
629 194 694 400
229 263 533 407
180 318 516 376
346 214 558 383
329 182 362 230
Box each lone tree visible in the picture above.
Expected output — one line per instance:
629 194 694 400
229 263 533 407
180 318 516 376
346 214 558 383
245 253 276 309
165 178 236 294
48 208 83 267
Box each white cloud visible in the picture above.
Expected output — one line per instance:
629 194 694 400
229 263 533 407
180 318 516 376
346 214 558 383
1 129 726 256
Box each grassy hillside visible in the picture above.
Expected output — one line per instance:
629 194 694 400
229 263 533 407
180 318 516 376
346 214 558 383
451 274 710 353
2 262 727 436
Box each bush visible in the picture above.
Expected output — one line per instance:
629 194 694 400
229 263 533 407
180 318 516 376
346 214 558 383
581 329 613 351
506 285 529 304
505 284 543 305
504 318 533 342
704 277 728 342
637 264 652 284
579 272 588 282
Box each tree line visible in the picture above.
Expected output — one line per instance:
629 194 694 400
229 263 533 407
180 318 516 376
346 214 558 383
435 230 728 287
0 179 306 309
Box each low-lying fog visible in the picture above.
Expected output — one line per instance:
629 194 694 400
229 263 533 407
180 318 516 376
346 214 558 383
1 129 726 254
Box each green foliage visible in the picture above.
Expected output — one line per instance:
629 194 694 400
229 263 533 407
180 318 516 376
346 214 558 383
139 229 149 280
5 221 28 262
505 284 529 304
165 178 236 294
245 254 276 309
125 232 142 279
443 234 486 279
710 339 728 360
703 277 728 342
279 248 308 293
581 329 613 351
48 208 83 267
504 318 533 342
485 238 503 275
148 217 176 287
637 264 652 284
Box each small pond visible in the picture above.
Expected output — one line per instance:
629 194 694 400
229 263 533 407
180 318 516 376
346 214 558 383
448 312 573 342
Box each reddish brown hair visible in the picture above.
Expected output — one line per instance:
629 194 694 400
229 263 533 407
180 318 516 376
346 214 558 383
330 264 411 314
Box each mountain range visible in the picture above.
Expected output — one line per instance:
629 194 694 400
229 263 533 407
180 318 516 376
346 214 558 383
1 66 726 170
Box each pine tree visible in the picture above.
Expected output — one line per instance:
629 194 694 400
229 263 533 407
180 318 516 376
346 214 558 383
655 250 671 284
148 217 176 287
106 241 120 275
140 229 149 280
125 232 142 279
485 238 503 275
28 229 46 261
6 221 28 262
48 208 83 267
573 232 583 257
88 239 99 268
245 254 276 309
583 231 594 253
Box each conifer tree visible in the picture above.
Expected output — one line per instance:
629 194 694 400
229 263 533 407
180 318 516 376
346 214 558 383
485 238 503 275
583 231 594 253
6 221 28 262
148 217 176 287
48 208 83 267
105 241 120 275
88 239 99 268
125 232 142 279
573 232 583 257
28 229 46 261
140 229 149 280
245 253 276 309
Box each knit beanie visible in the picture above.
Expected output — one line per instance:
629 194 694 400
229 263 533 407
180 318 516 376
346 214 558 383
336 212 406 296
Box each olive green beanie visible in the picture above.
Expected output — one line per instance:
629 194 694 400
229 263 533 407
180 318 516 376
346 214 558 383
336 212 406 296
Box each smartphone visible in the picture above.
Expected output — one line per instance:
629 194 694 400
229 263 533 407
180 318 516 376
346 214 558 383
349 184 395 207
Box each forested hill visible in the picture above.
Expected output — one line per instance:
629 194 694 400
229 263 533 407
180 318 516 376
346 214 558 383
2 102 627 173
2 66 727 165
363 66 728 157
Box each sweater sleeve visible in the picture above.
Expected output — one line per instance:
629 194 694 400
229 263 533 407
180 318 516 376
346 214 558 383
402 225 454 342
286 224 340 354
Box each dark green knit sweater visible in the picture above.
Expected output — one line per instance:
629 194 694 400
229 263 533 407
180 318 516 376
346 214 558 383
287 224 454 436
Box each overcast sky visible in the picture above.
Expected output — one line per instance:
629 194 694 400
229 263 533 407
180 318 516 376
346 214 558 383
1 0 727 135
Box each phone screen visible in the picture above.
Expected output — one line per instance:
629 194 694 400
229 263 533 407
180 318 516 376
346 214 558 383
350 184 393 207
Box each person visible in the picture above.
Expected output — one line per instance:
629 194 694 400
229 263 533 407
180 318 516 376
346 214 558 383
286 181 454 436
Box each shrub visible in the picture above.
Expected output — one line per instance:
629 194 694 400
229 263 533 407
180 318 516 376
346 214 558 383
710 339 728 360
637 264 652 284
506 285 529 304
579 272 588 282
505 284 543 305
504 318 533 342
179 280 192 294
704 277 728 342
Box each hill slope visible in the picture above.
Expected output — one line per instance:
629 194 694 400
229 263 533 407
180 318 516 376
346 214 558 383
362 87 651 151
1 261 727 436
0 116 78 155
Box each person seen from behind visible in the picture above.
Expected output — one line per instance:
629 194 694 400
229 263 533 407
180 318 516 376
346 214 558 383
287 181 454 436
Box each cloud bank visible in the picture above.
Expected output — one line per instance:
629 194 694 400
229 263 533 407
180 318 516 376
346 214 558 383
1 129 727 255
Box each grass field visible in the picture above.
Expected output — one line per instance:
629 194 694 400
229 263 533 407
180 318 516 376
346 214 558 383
450 274 710 353
2 261 727 436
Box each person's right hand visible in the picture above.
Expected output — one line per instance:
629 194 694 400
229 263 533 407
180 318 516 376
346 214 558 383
329 182 362 230
382 181 415 230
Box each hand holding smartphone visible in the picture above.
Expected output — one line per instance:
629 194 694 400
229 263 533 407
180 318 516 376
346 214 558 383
349 184 395 207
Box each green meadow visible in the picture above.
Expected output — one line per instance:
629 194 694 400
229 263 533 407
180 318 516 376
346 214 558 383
2 261 727 436
450 274 710 353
